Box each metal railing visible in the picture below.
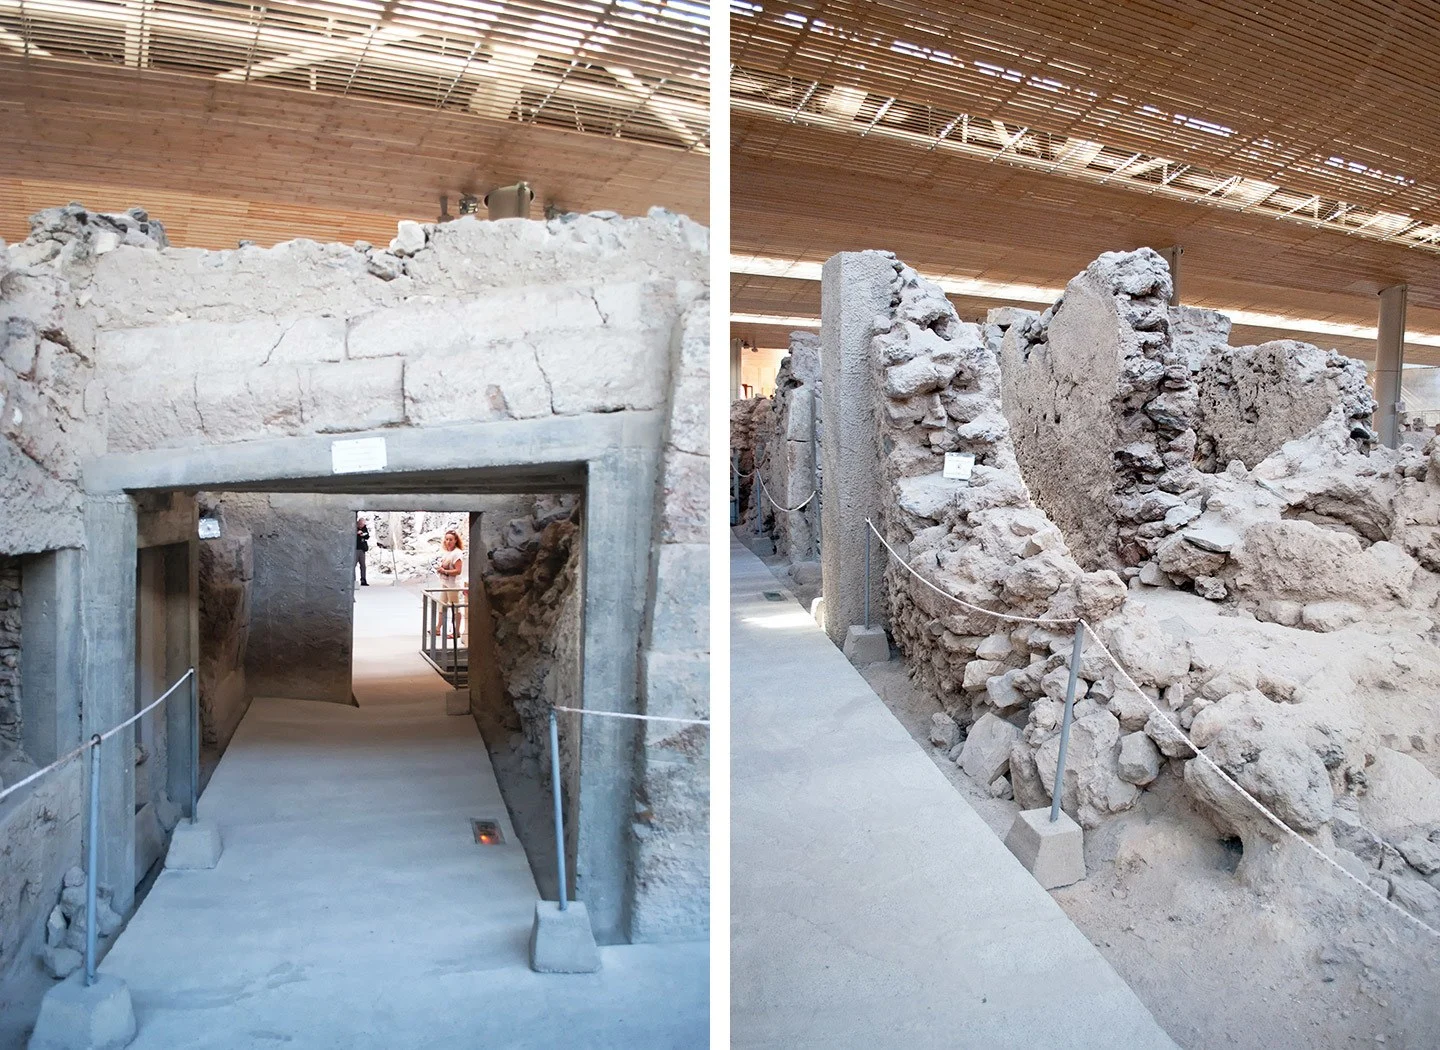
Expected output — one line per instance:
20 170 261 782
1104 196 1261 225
419 588 468 689
0 667 200 986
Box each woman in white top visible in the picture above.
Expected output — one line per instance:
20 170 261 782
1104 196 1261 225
434 529 466 640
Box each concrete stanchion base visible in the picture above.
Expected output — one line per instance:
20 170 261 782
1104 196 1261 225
1003 808 1086 889
27 972 137 1050
842 625 889 666
165 819 222 870
528 900 601 974
444 689 470 716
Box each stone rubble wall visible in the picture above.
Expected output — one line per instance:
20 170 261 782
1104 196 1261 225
0 209 115 556
483 502 583 775
841 250 1440 927
1000 249 1200 571
729 396 768 530
0 557 20 764
630 300 709 942
1192 339 1375 471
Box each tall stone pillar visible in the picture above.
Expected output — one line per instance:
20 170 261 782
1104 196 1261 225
1377 284 1408 448
819 252 894 643
81 495 139 914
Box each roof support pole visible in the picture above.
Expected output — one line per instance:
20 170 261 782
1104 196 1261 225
1377 284 1408 448
1160 245 1182 306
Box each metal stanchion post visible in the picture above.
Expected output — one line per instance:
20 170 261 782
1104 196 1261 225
189 668 199 823
549 708 567 911
731 452 739 526
864 525 872 628
449 605 458 688
420 593 427 658
83 735 101 986
1050 625 1086 823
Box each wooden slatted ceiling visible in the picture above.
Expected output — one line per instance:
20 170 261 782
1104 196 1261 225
1 0 708 152
732 0 1440 221
731 115 1440 356
0 58 707 247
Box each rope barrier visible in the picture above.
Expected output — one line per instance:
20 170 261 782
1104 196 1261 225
864 517 1440 941
755 470 816 514
0 669 195 806
552 706 710 726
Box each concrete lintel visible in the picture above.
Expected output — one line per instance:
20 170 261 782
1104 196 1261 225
83 412 665 495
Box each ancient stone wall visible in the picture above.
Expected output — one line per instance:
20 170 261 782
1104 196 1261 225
730 396 767 529
830 248 1440 928
755 332 822 563
0 558 20 761
1192 340 1376 470
197 519 252 751
1000 249 1197 571
630 300 709 941
0 210 111 556
1 201 710 944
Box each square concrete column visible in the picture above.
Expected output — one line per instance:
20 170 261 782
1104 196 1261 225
81 495 139 915
577 448 656 944
819 252 895 644
163 538 200 811
1376 284 1408 449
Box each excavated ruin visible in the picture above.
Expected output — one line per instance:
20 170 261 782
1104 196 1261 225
743 248 1440 937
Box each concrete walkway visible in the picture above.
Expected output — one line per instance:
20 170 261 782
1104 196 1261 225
730 538 1177 1050
99 581 706 1049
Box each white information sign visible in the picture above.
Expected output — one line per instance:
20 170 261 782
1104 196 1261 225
197 517 221 540
331 437 388 475
943 452 975 482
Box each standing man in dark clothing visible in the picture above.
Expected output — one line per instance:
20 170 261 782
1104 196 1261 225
355 516 370 586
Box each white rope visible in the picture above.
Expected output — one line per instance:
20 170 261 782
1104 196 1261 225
0 668 194 805
865 519 1075 626
866 518 1440 941
552 706 709 726
756 470 816 514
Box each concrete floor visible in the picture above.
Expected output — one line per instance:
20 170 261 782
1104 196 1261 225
730 538 1178 1050
97 580 707 1049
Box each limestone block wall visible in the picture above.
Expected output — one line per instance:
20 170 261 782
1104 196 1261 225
629 300 709 942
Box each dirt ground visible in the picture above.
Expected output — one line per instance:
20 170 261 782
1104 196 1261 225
750 545 1440 1050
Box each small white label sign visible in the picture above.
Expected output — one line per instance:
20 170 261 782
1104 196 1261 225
197 517 221 540
943 452 975 481
331 437 388 475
